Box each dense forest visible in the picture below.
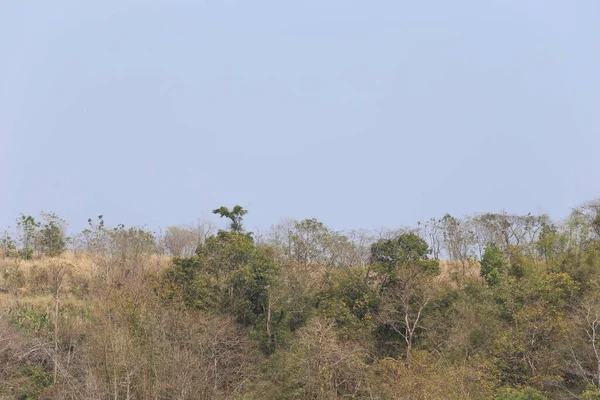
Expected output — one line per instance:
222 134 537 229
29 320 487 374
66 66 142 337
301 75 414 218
2 201 600 399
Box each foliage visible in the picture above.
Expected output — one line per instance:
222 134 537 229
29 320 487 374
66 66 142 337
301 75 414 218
481 245 507 286
212 205 248 233
496 387 549 400
3 201 600 399
38 212 67 257
316 266 378 339
371 232 439 289
371 233 440 364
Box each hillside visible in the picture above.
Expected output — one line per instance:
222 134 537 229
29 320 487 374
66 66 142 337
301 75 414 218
1 202 600 399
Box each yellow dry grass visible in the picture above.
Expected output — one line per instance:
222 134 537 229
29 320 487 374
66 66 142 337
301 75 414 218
0 251 172 321
436 259 481 286
0 251 171 278
0 292 88 314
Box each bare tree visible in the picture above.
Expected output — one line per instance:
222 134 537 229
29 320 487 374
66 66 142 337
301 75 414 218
266 218 296 260
380 273 437 366
440 214 476 288
418 218 443 259
162 225 201 257
50 262 69 384
571 282 600 391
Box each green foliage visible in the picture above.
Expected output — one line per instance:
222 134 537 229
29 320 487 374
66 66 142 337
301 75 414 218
9 306 52 338
16 215 40 257
157 256 219 310
371 232 439 289
39 212 67 257
212 205 248 233
495 387 548 400
160 226 280 353
9 212 68 258
79 216 156 280
371 233 440 363
229 244 279 323
317 266 378 338
565 241 600 291
536 221 567 268
271 317 370 398
290 218 329 265
481 245 507 286
0 230 17 255
4 201 600 398
11 364 53 400
196 230 256 279
489 271 577 386
18 247 35 260
582 388 600 400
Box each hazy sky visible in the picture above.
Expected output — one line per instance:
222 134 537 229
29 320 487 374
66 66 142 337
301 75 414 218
1 0 599 234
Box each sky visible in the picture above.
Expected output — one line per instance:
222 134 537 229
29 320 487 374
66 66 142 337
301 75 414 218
1 0 599 234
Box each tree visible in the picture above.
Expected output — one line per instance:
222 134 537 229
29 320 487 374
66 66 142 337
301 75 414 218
0 230 17 258
160 220 214 257
572 281 600 392
77 216 156 282
440 214 476 288
535 220 567 269
371 233 440 365
39 212 67 257
162 219 281 353
278 317 369 398
289 218 330 266
49 262 69 384
16 214 40 259
418 217 443 259
317 266 379 339
471 212 544 257
491 272 577 386
371 232 439 292
480 246 507 286
212 205 248 233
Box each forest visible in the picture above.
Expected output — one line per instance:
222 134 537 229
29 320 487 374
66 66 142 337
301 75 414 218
1 200 600 399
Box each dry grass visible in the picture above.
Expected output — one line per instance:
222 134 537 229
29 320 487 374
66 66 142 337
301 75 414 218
0 251 480 297
0 292 88 314
437 259 481 287
0 251 171 277
0 251 172 299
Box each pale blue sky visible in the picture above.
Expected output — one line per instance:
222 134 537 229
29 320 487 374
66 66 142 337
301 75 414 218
1 1 599 233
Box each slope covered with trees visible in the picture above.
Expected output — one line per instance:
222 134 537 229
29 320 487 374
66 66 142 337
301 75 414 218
2 201 600 399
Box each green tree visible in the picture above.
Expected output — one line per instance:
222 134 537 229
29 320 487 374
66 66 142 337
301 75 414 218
39 212 67 257
371 232 439 292
16 214 40 259
0 230 17 257
491 272 577 387
289 218 330 266
161 215 281 353
481 245 507 286
157 255 219 310
371 233 440 364
317 266 379 339
212 205 248 233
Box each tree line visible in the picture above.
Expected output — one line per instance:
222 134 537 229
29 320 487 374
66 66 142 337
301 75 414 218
1 200 600 399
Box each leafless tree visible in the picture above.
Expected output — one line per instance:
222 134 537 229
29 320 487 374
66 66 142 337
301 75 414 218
379 269 438 366
440 214 476 287
570 281 600 391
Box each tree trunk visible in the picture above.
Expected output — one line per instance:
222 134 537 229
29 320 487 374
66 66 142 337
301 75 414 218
266 293 272 339
53 288 59 383
406 335 413 368
597 360 600 391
